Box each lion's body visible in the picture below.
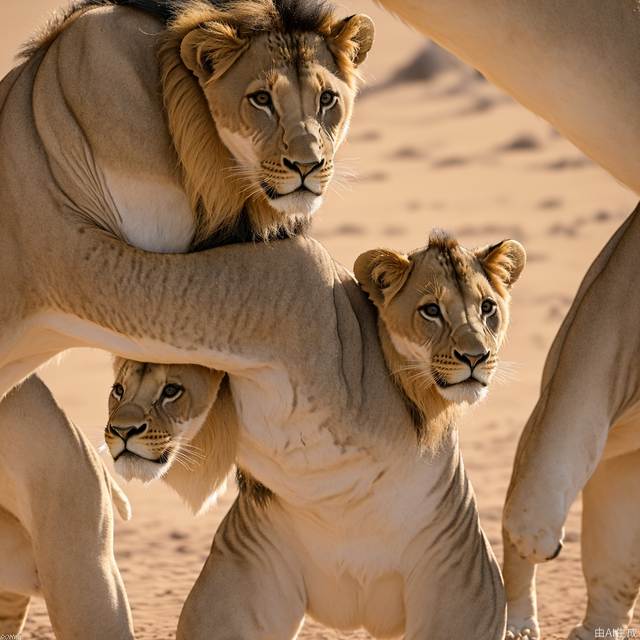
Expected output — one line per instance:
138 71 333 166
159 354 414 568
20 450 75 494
0 376 132 637
502 205 640 640
0 3 505 637
364 3 640 637
377 0 640 195
102 235 521 638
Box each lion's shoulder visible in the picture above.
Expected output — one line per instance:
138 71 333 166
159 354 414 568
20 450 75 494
20 1 172 62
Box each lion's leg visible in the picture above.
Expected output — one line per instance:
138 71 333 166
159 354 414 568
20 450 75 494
568 450 640 640
0 591 30 635
0 377 134 639
504 203 640 564
177 497 305 640
403 512 505 639
503 529 539 639
0 508 39 599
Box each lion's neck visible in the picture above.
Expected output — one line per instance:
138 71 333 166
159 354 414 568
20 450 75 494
377 323 461 451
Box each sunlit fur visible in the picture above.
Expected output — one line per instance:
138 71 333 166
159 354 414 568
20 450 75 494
355 230 526 449
21 0 373 244
0 377 133 637
105 358 238 514
159 0 373 243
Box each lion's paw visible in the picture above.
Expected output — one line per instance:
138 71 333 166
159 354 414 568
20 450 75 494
503 508 564 564
506 617 540 640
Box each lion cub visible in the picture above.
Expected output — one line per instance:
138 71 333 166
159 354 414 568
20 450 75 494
105 231 525 508
354 230 526 448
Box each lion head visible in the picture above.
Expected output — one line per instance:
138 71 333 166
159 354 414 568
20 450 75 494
160 0 375 243
355 232 526 411
105 358 237 513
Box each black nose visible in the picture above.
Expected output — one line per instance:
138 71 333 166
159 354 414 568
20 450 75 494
108 423 147 442
453 350 490 369
282 157 324 178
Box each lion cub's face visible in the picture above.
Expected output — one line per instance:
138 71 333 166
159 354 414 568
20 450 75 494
105 360 222 483
180 14 374 220
355 233 526 405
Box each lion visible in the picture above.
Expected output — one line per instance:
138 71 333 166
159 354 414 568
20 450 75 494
0 0 373 398
501 206 640 640
0 376 132 637
1 1 639 636
366 5 640 638
101 232 525 638
106 360 238 513
0 0 373 633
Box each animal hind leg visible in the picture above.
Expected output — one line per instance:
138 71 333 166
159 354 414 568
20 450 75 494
504 204 640 564
568 449 640 640
503 530 539 639
0 591 30 635
0 376 134 639
0 507 39 598
177 497 306 640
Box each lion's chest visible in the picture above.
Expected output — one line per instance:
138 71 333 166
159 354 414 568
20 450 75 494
102 168 195 253
231 369 373 502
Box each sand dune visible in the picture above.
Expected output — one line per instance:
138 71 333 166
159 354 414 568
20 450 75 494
2 1 639 638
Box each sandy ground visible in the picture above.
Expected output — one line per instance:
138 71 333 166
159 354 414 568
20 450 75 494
2 1 640 638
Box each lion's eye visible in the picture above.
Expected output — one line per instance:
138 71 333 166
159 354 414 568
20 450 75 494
111 383 124 400
162 383 184 401
481 298 497 316
419 303 441 320
319 90 338 110
248 91 273 112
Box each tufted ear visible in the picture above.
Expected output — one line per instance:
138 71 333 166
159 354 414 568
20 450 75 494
354 248 411 307
329 14 375 67
180 23 249 84
475 239 526 290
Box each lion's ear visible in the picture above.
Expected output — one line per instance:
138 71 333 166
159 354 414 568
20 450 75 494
475 239 526 289
180 23 248 84
354 248 411 307
329 14 375 67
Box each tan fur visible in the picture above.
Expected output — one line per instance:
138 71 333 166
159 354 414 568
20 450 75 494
19 1 372 245
3 1 640 637
89 233 512 639
0 376 132 637
0 3 506 636
355 231 526 449
502 204 640 640
106 357 239 514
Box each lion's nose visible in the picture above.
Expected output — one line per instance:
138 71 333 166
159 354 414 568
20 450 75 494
282 157 324 178
108 423 147 442
453 350 490 369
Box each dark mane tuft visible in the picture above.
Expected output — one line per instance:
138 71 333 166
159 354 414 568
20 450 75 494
272 0 334 33
20 0 336 62
427 228 459 252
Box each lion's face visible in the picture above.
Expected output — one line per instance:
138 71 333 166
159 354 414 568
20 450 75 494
355 234 526 406
105 360 222 483
179 10 374 225
209 33 352 217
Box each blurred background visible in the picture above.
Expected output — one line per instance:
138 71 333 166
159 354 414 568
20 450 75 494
2 1 638 637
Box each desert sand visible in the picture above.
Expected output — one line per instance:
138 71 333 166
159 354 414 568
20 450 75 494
2 1 639 638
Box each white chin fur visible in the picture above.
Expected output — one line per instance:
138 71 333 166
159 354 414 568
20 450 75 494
115 454 168 484
268 191 323 216
437 380 488 405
